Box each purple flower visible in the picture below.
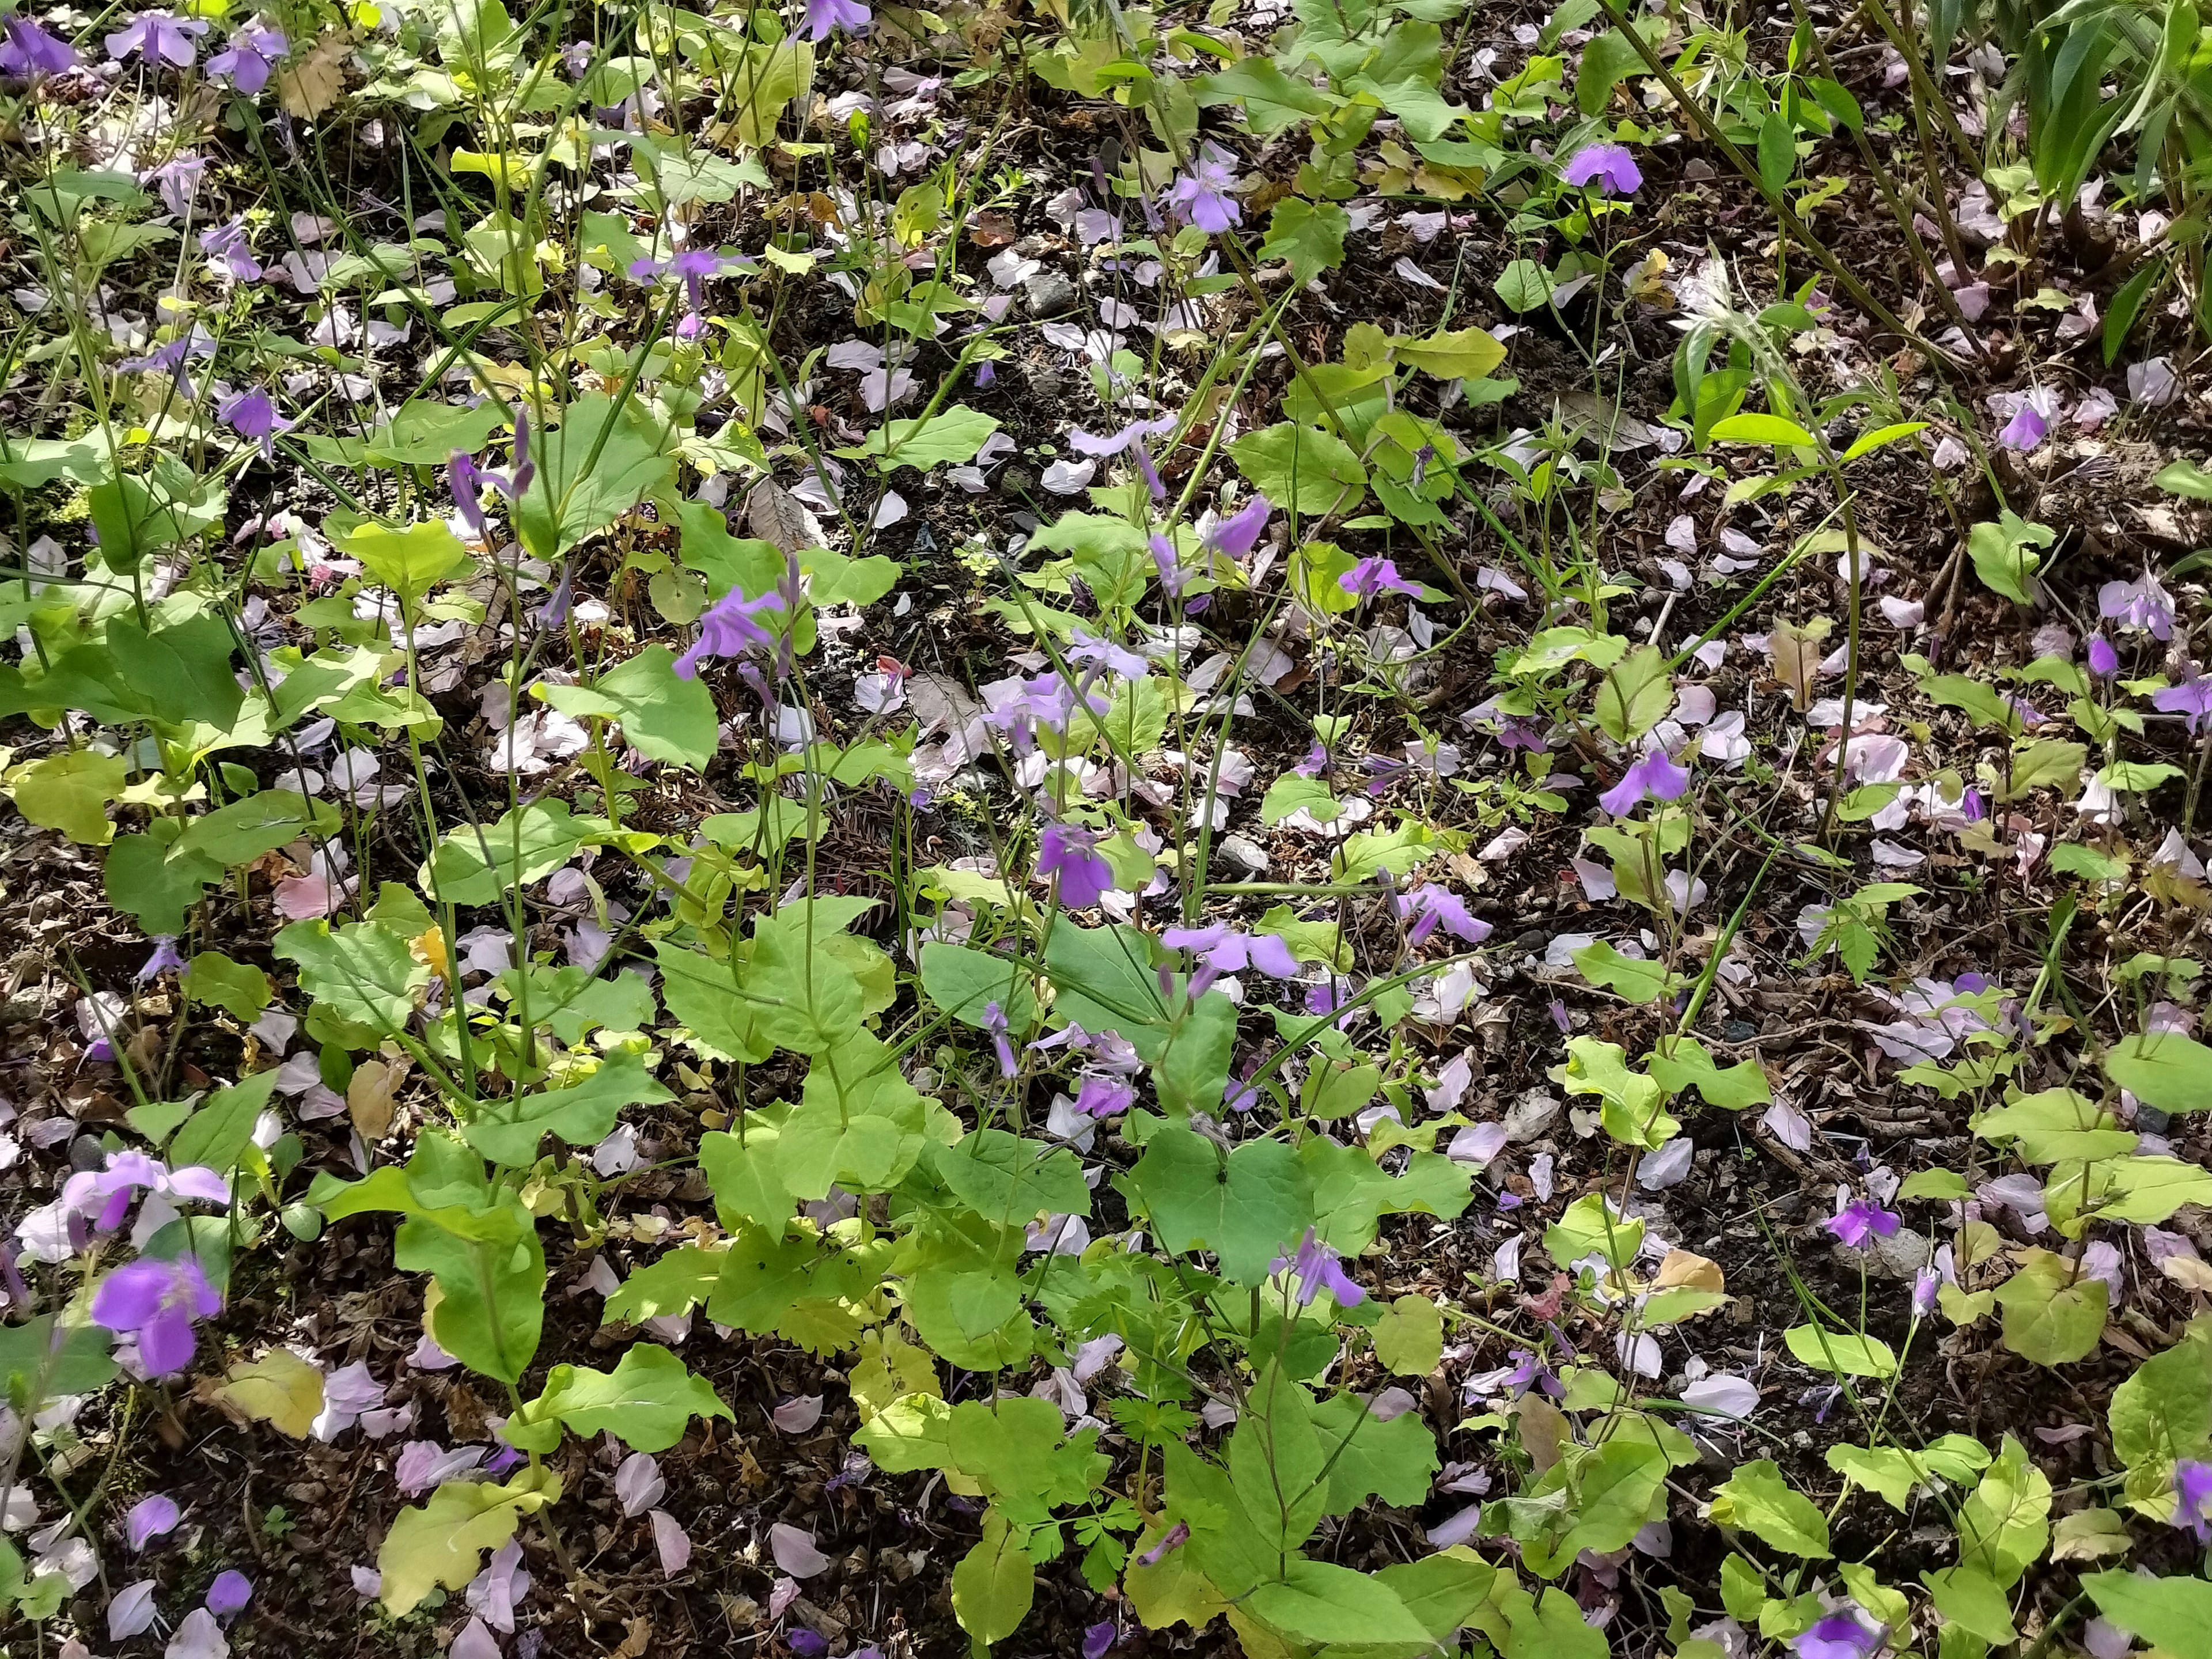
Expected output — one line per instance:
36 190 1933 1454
200 217 263 282
2087 634 2119 677
803 0 870 39
982 1001 1017 1078
1340 556 1421 601
1205 493 1272 561
1502 1349 1566 1399
1911 1267 1940 1317
219 389 293 460
1073 1073 1134 1118
1084 1622 1117 1659
61 1153 231 1235
138 935 186 981
120 330 217 387
789 1633 830 1659
90 1257 222 1376
1038 821 1115 910
673 581 787 680
207 24 285 92
1998 400 2047 451
1068 414 1175 503
1272 1226 1365 1306
1562 143 1642 195
143 153 207 215
2173 1459 2212 1544
1150 532 1187 597
1795 1609 1886 1659
1 16 79 78
1165 143 1243 233
206 1569 254 1619
1067 630 1148 681
1294 741 1331 778
1600 747 1691 816
2154 675 2212 736
126 1493 181 1551
2100 572 2176 640
630 247 755 326
1135 1521 1189 1566
1403 884 1491 946
449 412 536 535
1162 923 1300 995
106 12 208 65
1826 1199 1901 1248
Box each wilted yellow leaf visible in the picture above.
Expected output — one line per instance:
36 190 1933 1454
214 1349 324 1438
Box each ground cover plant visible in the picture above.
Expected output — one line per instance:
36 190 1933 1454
3 0 2212 1652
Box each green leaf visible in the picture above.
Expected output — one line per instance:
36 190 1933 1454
1971 1088 2135 1162
1840 421 1929 461
1117 1123 1314 1285
1646 1037 1771 1108
1573 940 1674 1002
274 916 427 1036
656 943 772 1064
1376 1549 1498 1644
180 952 274 1021
932 1128 1090 1223
1827 1437 1991 1509
513 394 676 562
1309 1391 1440 1510
377 1475 546 1616
1391 325 1507 382
1229 422 1369 516
104 615 243 728
1373 1294 1445 1374
337 519 472 600
179 790 340 865
2085 1571 2212 1659
861 406 1001 472
1260 774 1341 826
1922 1565 2017 1643
1711 411 1814 446
506 1342 732 1452
920 941 1039 1033
424 799 600 907
1712 1460 1832 1556
1342 21 1467 139
1595 643 1673 743
1245 1560 1433 1647
2106 1031 2212 1113
105 831 221 935
2110 1324 2212 1516
361 400 510 466
0 1315 115 1397
1195 56 1335 133
462 1053 673 1166
1259 198 1350 284
7 751 126 844
171 1070 281 1176
399 1211 546 1384
748 915 868 1055
538 645 719 768
1575 26 1647 113
1995 1248 2107 1365
1493 259 1552 313
1967 513 2054 606
1784 1324 1897 1377
952 1512 1035 1648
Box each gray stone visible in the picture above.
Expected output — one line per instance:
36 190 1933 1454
1831 1226 1933 1281
1022 271 1078 317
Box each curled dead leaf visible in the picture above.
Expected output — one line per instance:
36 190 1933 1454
276 32 349 119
